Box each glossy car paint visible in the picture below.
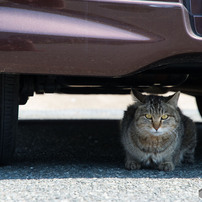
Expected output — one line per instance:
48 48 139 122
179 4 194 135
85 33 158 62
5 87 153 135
0 0 202 77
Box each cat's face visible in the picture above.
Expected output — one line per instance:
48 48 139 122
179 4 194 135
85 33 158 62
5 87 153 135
133 92 181 136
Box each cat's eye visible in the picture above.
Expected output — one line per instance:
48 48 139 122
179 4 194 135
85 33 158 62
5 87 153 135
145 114 152 119
161 114 168 120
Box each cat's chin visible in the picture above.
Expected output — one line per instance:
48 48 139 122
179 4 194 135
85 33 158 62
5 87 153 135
151 132 163 136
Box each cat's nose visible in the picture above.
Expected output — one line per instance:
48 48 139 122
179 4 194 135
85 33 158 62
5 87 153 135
152 122 161 131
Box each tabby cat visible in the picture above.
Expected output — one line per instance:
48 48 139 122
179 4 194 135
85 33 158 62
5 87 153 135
121 90 197 171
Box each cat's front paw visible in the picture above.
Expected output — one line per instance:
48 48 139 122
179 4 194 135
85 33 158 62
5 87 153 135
125 160 141 170
158 162 175 171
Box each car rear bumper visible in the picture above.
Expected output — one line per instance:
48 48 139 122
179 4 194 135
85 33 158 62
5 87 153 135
0 0 202 77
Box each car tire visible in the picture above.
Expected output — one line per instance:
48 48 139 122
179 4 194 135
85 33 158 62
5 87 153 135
0 74 19 165
195 96 202 117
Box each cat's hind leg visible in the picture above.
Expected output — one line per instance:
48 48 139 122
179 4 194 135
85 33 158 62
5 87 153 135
181 148 195 164
181 116 197 164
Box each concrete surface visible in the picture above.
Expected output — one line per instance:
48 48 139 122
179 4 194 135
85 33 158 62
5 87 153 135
19 93 202 121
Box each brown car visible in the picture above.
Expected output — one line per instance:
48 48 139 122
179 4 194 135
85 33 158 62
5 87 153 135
0 0 202 164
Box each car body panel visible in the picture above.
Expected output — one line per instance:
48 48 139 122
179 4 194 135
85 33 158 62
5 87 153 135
0 0 202 77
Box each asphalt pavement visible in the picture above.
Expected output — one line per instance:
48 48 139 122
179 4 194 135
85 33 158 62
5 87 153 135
0 94 201 201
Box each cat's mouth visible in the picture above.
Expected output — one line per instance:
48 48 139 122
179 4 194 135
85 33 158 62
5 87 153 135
150 128 165 136
143 128 168 136
147 127 172 138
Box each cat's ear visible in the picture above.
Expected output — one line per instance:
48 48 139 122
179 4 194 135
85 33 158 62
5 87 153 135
131 89 145 103
167 91 180 107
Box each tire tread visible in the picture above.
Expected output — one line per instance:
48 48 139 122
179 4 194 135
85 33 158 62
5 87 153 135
0 74 19 165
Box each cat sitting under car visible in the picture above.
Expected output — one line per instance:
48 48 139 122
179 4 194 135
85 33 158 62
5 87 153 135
121 90 197 171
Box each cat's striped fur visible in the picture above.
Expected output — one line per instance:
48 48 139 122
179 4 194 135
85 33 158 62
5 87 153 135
121 90 197 171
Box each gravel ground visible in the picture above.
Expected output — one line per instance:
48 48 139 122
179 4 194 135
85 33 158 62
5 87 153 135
0 120 201 201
